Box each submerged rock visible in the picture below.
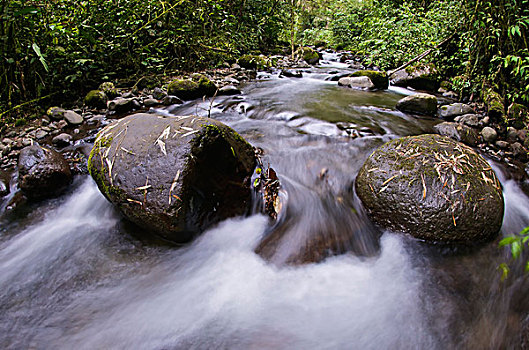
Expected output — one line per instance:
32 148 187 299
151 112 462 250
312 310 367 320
355 134 504 244
396 93 438 116
88 113 257 243
18 144 72 199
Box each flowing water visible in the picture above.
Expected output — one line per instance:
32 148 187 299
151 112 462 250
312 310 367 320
1 53 529 349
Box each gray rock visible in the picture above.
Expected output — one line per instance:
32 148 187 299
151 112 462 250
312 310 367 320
218 85 242 96
396 93 438 116
506 127 519 142
481 126 498 143
224 77 240 85
47 107 66 120
512 142 528 161
439 103 475 120
482 116 490 125
35 130 48 140
442 91 458 99
457 114 480 128
52 133 73 147
434 122 479 146
495 140 510 149
63 110 84 125
143 98 160 107
0 178 8 197
390 64 439 91
108 98 136 113
162 95 183 106
57 120 68 129
280 69 303 78
18 144 72 199
88 113 257 243
339 76 375 90
152 87 167 100
355 134 504 243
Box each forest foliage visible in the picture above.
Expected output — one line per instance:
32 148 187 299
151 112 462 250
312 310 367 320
1 0 528 129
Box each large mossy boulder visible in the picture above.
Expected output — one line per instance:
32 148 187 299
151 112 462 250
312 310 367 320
237 54 267 70
296 47 320 65
355 134 504 244
350 70 388 90
390 63 439 91
167 76 217 100
396 93 438 116
18 144 72 199
84 90 108 109
88 113 257 242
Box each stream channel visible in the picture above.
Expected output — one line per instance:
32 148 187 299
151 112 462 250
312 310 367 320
1 52 529 349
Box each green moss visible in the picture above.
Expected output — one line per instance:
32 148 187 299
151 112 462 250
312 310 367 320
167 79 200 100
238 54 267 69
14 118 26 127
351 70 388 90
84 90 108 109
191 74 217 96
482 87 505 123
98 81 118 99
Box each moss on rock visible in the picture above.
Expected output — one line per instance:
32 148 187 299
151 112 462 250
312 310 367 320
351 70 388 90
238 54 267 69
84 90 108 109
355 134 504 244
167 79 200 100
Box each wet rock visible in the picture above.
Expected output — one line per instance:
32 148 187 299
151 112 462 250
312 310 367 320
108 98 137 114
506 127 520 142
439 103 475 120
88 113 257 243
355 134 504 243
482 87 505 122
512 142 528 161
481 126 498 143
152 87 167 100
52 133 73 147
162 95 183 105
350 70 388 90
296 47 320 65
434 122 479 146
191 74 218 96
18 144 72 199
396 93 438 116
47 107 66 120
338 76 375 90
280 69 303 78
390 63 439 91
0 174 8 196
143 98 160 107
218 85 241 96
455 114 480 128
224 77 240 85
84 90 108 109
238 55 267 69
63 110 83 125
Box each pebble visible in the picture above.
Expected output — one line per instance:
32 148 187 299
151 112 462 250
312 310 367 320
52 133 73 147
152 87 167 100
506 127 519 142
495 140 510 149
63 110 84 125
35 130 48 139
162 95 183 106
143 98 160 107
481 126 498 143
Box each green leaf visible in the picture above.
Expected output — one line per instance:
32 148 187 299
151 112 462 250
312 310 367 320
512 241 523 259
499 236 518 247
498 263 509 281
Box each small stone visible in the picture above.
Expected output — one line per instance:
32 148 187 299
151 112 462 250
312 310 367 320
224 77 240 85
517 129 527 143
481 126 498 143
35 130 48 140
162 95 183 106
495 140 509 149
152 87 167 100
506 127 519 142
52 133 73 147
47 107 66 120
442 91 458 99
57 120 68 129
122 92 134 98
21 138 32 147
63 110 84 125
434 122 479 146
231 63 241 70
218 85 242 96
143 98 160 107
0 178 8 196
280 69 303 78
481 116 490 125
396 93 438 116
73 129 80 135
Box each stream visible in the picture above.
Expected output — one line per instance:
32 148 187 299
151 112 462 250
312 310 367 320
1 52 529 349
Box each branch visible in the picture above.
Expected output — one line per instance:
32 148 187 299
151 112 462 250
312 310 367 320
0 92 58 119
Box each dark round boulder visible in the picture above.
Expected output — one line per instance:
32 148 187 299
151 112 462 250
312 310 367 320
18 144 73 199
355 134 504 243
88 113 257 243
